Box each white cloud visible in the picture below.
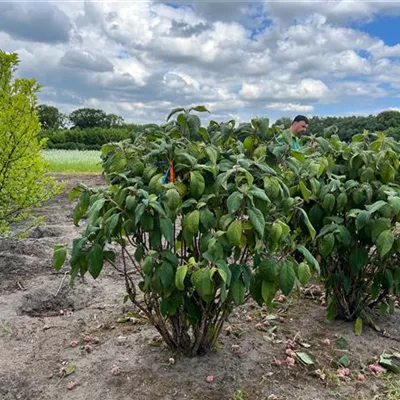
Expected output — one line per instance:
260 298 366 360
266 103 314 112
240 79 329 102
0 0 399 123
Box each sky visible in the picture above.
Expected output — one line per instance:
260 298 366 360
0 0 400 124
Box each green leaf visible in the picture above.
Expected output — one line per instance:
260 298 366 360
227 191 243 214
200 208 215 230
261 280 276 304
88 198 106 223
297 262 311 285
388 196 400 214
157 218 173 245
183 210 200 234
73 190 90 226
157 261 175 292
68 187 82 201
247 207 265 238
205 146 218 164
319 232 335 257
349 248 369 274
295 352 314 366
226 220 242 247
248 187 270 202
175 265 187 291
335 336 348 349
53 245 67 271
336 355 350 367
296 246 320 274
327 296 337 320
190 171 205 199
356 210 370 231
189 105 210 113
166 107 185 121
299 181 312 202
192 268 214 302
298 209 316 240
279 260 296 296
231 280 246 305
366 200 387 214
88 244 104 279
371 219 391 242
376 230 395 258
135 203 146 225
105 213 120 238
354 317 363 336
216 260 231 285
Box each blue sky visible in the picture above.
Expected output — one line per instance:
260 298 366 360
0 1 399 124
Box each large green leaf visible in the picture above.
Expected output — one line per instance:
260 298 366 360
73 190 90 226
297 262 311 285
175 265 187 291
388 196 400 214
157 261 175 292
190 171 205 199
296 246 320 274
53 245 67 271
160 217 174 244
189 105 210 113
166 107 185 121
319 233 335 257
192 268 214 302
298 209 316 240
247 207 265 238
227 191 243 214
88 244 104 279
200 208 215 229
376 230 395 258
279 260 296 296
299 181 312 202
183 210 200 234
231 280 246 305
226 220 242 247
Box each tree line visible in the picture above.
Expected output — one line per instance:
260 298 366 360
38 104 400 148
274 110 400 141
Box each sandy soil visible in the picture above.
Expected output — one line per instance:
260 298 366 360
0 174 399 400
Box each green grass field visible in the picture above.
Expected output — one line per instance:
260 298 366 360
43 150 102 173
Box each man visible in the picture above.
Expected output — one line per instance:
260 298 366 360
277 115 309 150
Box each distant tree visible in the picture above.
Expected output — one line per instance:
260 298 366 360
69 108 125 129
273 117 292 129
0 50 60 235
106 113 124 127
69 108 108 129
37 104 66 130
376 110 400 131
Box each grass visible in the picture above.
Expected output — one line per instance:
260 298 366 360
43 149 102 173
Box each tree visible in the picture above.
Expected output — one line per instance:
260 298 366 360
37 104 66 130
376 110 400 131
273 117 292 129
0 50 60 235
105 113 124 127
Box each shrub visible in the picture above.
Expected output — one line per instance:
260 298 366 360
55 108 318 356
0 50 61 235
292 132 400 322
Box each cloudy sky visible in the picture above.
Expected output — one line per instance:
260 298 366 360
1 1 400 124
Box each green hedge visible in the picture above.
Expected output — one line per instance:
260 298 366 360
41 124 159 150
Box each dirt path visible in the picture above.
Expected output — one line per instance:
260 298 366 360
0 174 399 400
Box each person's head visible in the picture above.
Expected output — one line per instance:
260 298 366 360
291 115 309 136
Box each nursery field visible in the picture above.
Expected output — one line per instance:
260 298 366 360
0 174 399 400
43 150 102 173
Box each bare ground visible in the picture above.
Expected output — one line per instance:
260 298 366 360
0 174 399 400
